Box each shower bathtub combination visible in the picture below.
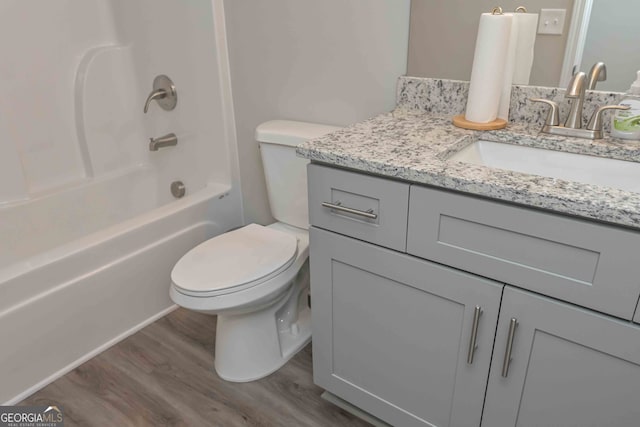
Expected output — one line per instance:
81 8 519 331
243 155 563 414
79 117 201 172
0 0 242 403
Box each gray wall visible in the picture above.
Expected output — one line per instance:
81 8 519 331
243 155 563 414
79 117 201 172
224 0 411 225
408 0 574 87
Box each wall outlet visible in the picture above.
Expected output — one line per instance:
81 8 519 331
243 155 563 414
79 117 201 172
538 9 567 35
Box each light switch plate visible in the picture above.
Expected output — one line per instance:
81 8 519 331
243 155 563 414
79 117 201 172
538 9 567 35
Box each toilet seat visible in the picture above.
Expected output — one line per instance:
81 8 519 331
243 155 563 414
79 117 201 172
171 224 298 297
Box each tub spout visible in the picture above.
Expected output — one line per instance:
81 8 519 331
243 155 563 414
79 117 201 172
149 133 178 151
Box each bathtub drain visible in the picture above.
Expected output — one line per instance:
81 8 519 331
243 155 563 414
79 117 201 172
171 181 186 198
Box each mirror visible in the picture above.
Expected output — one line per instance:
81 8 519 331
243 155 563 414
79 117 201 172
408 0 640 92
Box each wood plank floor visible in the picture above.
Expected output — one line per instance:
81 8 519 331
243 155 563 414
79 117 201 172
21 308 370 427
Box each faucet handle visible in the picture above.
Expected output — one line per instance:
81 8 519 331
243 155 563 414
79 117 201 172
529 98 560 126
587 105 630 132
143 75 177 114
144 89 167 114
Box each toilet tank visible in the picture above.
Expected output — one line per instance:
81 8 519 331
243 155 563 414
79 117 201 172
256 120 341 229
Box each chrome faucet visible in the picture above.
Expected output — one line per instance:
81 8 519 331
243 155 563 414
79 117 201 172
564 71 587 129
587 62 607 90
149 133 178 151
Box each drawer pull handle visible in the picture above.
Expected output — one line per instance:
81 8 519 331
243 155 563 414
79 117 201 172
467 306 483 365
501 318 519 378
321 201 378 219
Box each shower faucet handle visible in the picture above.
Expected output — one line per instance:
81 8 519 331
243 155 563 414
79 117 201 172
143 75 177 113
144 89 167 113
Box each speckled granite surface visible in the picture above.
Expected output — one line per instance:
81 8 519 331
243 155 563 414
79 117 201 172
396 76 623 132
297 103 640 229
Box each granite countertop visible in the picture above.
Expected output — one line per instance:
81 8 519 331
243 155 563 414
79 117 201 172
297 107 640 229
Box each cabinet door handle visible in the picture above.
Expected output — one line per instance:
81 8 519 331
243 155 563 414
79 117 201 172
466 306 483 365
501 318 519 378
321 201 378 219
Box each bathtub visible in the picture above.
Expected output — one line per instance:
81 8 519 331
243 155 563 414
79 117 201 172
0 176 242 404
0 0 241 403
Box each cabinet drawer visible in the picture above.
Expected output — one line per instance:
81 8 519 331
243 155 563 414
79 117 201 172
308 164 409 251
407 185 640 319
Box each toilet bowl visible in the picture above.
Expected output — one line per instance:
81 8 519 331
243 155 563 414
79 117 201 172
169 120 340 382
171 222 310 381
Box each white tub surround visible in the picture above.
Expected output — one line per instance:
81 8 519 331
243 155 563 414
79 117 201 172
0 0 241 404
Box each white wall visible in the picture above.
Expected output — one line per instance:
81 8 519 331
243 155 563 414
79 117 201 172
224 0 411 225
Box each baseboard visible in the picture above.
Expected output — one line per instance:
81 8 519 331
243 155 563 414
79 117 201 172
321 391 391 427
3 305 178 405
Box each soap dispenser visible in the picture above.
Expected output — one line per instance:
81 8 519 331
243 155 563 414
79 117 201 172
611 71 640 140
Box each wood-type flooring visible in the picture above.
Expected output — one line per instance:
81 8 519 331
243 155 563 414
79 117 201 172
21 308 369 427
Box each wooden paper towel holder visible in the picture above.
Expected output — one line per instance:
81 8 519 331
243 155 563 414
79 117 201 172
452 115 507 130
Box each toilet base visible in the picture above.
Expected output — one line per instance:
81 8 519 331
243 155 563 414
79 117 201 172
213 261 311 382
214 297 311 382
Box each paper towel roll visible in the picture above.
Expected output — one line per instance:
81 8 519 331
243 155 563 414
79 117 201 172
465 13 512 123
498 13 519 120
512 13 539 85
498 13 539 120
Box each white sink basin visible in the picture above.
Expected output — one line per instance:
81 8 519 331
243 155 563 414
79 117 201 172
449 140 640 193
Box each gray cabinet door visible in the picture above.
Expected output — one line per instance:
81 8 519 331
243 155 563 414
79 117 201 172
483 287 640 427
310 227 503 427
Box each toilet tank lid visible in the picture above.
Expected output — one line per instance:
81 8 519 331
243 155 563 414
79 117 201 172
255 120 341 147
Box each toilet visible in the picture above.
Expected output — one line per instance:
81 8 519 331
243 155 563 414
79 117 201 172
170 120 340 382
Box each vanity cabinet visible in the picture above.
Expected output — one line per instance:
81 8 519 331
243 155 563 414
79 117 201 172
310 227 503 427
482 287 640 427
308 164 640 427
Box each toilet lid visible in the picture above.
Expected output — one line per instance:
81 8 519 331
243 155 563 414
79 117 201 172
171 224 298 294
